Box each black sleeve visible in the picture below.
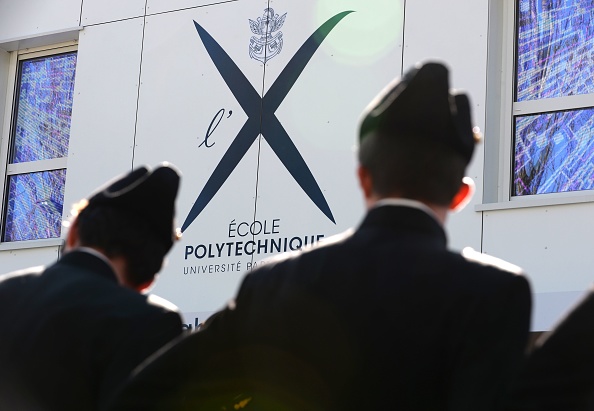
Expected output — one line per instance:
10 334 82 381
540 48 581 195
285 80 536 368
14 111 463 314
99 309 183 410
504 291 594 411
105 274 258 411
449 274 532 411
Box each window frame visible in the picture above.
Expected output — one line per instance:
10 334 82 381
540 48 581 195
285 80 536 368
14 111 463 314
479 1 594 211
0 42 77 249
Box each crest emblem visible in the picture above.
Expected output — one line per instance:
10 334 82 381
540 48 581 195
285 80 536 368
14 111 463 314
249 8 287 63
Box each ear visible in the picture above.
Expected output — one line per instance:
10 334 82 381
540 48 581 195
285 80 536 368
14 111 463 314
449 177 475 212
65 217 79 250
135 278 155 293
357 165 374 200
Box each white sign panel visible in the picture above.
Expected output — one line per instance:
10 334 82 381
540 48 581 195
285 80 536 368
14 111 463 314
134 0 404 327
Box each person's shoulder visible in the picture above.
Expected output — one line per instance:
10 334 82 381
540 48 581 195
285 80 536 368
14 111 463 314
137 294 182 332
86 289 181 333
146 294 181 314
450 246 530 292
0 265 44 285
251 229 354 273
98 287 181 321
446 248 531 307
459 246 524 276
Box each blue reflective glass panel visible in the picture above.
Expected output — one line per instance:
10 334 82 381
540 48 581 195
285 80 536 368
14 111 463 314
3 169 66 241
516 1 594 101
11 52 77 163
514 108 594 195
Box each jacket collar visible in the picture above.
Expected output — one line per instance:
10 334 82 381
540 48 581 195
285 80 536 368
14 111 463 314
372 198 441 225
359 203 447 248
58 249 119 283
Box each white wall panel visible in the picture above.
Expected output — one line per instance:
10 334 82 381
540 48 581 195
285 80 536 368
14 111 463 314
62 19 145 221
81 0 145 26
483 203 594 329
5 0 584 334
0 0 81 41
403 0 489 252
146 0 239 16
0 246 60 274
134 0 405 319
134 1 267 316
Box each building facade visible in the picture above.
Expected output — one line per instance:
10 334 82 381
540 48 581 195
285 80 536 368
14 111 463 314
0 0 591 331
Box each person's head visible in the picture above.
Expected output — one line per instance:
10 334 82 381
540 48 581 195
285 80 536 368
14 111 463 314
357 62 481 212
66 163 181 290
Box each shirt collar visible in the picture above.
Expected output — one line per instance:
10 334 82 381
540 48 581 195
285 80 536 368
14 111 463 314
372 198 441 225
76 247 115 270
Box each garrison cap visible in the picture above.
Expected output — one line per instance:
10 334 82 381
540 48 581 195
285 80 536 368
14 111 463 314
85 162 181 251
358 61 480 164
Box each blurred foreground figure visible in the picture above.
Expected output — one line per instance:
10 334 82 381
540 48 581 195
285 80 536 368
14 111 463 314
0 163 184 411
109 63 531 411
505 290 594 411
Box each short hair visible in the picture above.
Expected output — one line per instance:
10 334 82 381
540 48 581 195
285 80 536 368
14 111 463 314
74 204 169 287
358 131 467 206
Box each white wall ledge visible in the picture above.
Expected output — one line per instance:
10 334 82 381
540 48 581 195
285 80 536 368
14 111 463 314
0 238 64 251
476 193 594 211
0 26 82 52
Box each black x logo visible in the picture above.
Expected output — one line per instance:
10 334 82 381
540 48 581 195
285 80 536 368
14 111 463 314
182 11 353 232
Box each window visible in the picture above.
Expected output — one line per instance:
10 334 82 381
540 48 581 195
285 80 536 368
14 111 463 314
512 1 594 197
1 45 77 242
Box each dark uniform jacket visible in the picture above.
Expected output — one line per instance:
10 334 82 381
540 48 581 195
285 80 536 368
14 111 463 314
0 249 183 411
505 289 594 411
110 204 531 411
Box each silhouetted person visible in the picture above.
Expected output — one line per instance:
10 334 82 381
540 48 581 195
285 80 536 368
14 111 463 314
109 62 532 411
506 290 594 411
0 163 184 411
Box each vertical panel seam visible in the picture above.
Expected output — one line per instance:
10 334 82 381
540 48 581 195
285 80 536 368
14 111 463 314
250 0 271 268
131 1 148 170
400 0 407 76
78 0 84 26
